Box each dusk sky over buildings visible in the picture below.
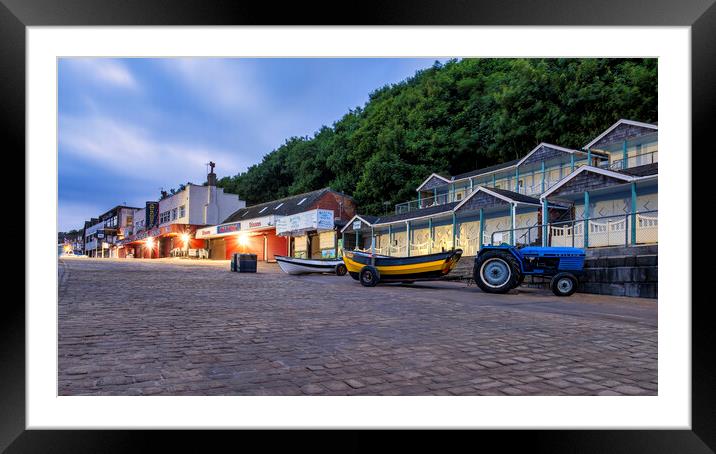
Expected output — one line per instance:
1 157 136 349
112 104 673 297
58 57 440 231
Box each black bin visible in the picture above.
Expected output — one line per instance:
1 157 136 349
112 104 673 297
232 253 257 273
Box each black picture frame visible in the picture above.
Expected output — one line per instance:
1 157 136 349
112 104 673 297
3 0 713 451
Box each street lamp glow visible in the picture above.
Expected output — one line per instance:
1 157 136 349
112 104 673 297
238 232 250 246
146 237 154 248
181 233 190 245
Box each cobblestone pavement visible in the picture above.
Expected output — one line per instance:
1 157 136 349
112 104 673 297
58 257 657 396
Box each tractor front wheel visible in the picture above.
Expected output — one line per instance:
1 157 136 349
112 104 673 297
335 263 347 276
474 251 520 294
550 272 578 297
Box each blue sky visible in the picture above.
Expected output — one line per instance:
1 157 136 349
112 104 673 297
58 58 440 231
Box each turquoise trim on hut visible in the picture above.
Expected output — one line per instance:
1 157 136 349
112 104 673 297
542 198 548 247
452 212 457 250
631 183 638 245
406 221 411 257
479 208 484 249
622 140 628 170
428 218 433 253
584 191 590 248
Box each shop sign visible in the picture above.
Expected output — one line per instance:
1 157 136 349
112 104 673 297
97 233 105 239
317 210 334 230
196 227 215 239
217 222 240 234
353 220 362 230
276 209 334 235
146 201 159 227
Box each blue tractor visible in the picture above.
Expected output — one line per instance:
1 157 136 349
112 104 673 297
473 245 586 296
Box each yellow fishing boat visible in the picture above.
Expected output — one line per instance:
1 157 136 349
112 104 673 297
342 249 463 287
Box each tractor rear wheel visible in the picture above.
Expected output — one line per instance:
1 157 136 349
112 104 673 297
359 266 380 287
474 251 520 294
550 272 578 297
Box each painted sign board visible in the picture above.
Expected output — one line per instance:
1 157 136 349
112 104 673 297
217 222 240 234
317 210 334 230
196 216 274 239
353 220 362 230
196 227 216 239
146 201 159 227
276 209 335 236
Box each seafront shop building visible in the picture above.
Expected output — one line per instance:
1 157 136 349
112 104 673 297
116 167 246 258
342 119 658 256
83 205 140 258
196 188 356 261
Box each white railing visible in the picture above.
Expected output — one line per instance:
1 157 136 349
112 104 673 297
488 210 657 248
455 237 480 256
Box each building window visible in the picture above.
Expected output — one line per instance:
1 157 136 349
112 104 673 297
172 208 178 220
179 205 186 218
126 216 133 227
160 211 171 224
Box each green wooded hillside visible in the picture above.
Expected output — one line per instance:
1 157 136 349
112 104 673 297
217 58 657 215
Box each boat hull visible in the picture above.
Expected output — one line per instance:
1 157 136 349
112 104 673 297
275 255 343 275
342 249 463 282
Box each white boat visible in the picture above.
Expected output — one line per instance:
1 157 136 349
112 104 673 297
275 255 347 276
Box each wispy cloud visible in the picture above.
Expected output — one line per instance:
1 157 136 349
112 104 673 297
59 114 249 185
65 58 140 90
164 58 265 113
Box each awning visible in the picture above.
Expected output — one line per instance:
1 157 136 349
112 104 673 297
120 224 197 245
196 215 277 239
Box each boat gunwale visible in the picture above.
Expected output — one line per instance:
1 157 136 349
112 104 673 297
343 249 463 267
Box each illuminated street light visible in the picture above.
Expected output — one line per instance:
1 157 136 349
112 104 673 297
238 232 249 246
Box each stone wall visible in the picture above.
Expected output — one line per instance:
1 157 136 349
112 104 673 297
579 245 657 298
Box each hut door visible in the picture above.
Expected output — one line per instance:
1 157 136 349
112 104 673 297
309 233 321 258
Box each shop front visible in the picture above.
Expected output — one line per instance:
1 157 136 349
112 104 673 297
196 215 288 261
119 223 204 259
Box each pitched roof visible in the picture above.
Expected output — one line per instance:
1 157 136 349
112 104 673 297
540 166 636 198
415 173 452 191
451 159 520 181
375 202 459 225
584 119 658 150
224 188 351 223
617 163 658 177
487 187 542 205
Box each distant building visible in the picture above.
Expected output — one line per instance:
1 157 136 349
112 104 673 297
84 205 141 258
